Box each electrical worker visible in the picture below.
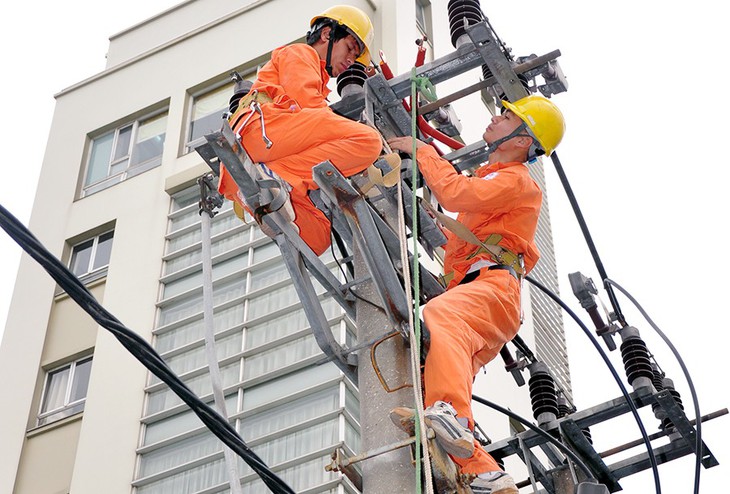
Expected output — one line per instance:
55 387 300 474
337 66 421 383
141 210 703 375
217 5 382 255
387 94 565 494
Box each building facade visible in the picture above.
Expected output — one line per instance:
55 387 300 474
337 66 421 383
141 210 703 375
0 1 570 493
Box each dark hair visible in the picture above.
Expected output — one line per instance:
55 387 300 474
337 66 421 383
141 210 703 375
306 20 351 46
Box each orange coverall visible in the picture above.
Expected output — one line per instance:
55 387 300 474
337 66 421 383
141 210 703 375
415 145 542 475
218 43 382 255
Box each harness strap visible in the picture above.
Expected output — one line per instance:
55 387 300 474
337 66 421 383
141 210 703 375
419 199 524 285
229 89 273 130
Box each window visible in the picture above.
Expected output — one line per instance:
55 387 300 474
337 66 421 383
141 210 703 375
134 185 355 493
415 0 433 42
186 82 234 153
69 230 114 278
185 70 259 153
38 356 93 426
83 110 168 196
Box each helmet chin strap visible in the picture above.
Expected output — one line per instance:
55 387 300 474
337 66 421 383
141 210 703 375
485 122 543 161
324 28 336 77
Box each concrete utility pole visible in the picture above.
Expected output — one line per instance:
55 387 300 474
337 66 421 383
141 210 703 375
355 246 417 493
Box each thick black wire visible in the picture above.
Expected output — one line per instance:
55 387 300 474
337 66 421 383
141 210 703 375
549 151 626 325
605 278 703 494
471 394 595 483
0 204 295 494
526 274 662 494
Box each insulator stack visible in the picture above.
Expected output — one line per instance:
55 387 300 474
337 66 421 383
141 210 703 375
651 364 666 421
494 74 531 102
651 364 665 392
557 400 572 418
528 362 558 426
228 73 253 114
336 62 368 98
557 393 591 444
660 378 684 431
581 428 593 445
447 0 483 47
619 327 653 390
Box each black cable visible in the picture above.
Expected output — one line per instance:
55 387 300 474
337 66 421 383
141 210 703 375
549 151 626 325
606 278 703 494
331 227 354 278
510 333 536 362
471 394 596 482
526 274 662 494
0 204 295 494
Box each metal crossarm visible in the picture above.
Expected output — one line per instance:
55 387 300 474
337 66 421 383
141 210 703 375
364 157 448 259
653 389 718 468
195 125 360 381
466 21 530 103
559 420 620 491
313 161 412 330
483 386 724 491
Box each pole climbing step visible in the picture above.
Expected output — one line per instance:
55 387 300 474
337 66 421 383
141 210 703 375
326 427 473 493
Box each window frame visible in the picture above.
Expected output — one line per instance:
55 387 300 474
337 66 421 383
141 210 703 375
68 228 115 282
415 0 434 45
184 66 262 154
37 355 94 427
81 108 168 197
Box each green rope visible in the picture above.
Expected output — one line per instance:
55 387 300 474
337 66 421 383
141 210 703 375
410 66 424 494
413 74 438 103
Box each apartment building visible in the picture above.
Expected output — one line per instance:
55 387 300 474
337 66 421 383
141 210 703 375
0 1 570 493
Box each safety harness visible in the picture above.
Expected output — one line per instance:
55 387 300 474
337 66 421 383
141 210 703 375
226 90 298 234
419 199 524 286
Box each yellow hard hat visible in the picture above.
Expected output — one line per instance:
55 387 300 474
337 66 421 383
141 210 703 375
502 95 565 156
310 5 374 66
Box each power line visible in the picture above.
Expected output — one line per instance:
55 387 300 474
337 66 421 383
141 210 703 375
0 203 295 494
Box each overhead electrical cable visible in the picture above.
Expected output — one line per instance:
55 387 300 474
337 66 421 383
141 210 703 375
471 394 595 482
0 203 295 494
606 278 703 494
548 151 626 325
526 274 662 494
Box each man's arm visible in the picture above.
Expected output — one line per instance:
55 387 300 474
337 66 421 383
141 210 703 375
276 44 330 110
388 137 530 214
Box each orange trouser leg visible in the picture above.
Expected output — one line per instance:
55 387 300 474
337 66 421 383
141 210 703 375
217 170 331 255
219 106 381 254
236 106 382 193
422 269 521 475
290 189 331 256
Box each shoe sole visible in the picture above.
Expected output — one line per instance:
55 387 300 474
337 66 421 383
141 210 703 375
389 409 416 436
424 414 474 458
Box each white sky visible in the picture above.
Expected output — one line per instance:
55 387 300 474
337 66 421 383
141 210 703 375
1 1 728 493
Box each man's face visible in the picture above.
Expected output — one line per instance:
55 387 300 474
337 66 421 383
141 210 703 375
329 34 362 76
482 110 524 145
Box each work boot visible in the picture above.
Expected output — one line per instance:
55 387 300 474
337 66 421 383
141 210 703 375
389 406 416 436
469 471 519 494
424 401 475 458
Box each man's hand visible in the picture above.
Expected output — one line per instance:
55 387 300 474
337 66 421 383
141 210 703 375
387 136 427 155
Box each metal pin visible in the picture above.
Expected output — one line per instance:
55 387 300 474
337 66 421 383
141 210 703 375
252 102 273 148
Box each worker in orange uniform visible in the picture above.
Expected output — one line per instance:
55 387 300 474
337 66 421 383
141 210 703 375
387 95 565 494
217 5 383 255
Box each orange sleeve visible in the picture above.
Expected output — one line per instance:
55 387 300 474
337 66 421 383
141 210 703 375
273 44 330 110
415 146 532 214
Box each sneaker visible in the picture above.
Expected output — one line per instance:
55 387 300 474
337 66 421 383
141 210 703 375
424 401 475 458
389 406 416 436
470 471 518 494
